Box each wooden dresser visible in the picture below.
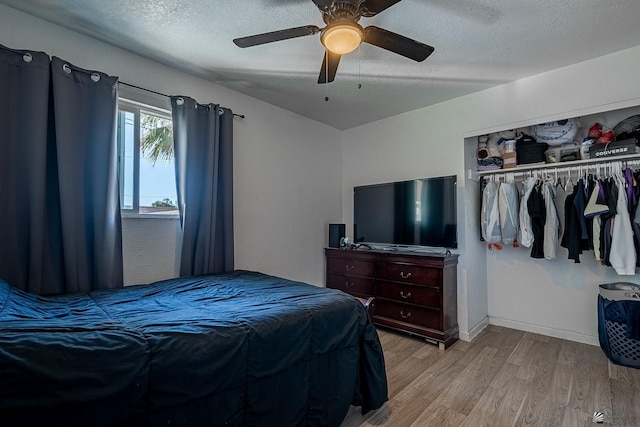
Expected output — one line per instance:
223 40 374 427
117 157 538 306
325 247 459 349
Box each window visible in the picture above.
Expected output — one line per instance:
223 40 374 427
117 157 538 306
117 99 178 216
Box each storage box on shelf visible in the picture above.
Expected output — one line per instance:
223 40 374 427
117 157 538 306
589 138 638 159
516 139 547 166
544 144 581 163
502 151 517 169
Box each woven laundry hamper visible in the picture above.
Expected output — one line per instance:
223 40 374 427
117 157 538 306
598 282 640 368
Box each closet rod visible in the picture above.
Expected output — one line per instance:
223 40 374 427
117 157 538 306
478 153 640 177
484 158 640 181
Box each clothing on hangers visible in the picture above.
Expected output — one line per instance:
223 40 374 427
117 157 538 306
481 179 502 246
593 216 602 261
498 179 519 246
542 180 561 259
584 180 608 217
573 179 589 241
479 160 640 275
528 181 546 259
555 179 567 238
561 186 583 263
625 168 636 215
518 177 537 248
599 178 618 266
610 175 637 275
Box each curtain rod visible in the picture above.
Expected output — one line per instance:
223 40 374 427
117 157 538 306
0 45 245 119
119 82 245 119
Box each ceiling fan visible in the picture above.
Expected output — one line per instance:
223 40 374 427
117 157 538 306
233 0 434 84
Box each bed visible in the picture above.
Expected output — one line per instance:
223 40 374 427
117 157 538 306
0 270 387 426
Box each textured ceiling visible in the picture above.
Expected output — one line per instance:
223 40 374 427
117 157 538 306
2 0 640 129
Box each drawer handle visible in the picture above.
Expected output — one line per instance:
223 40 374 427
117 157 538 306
400 310 411 319
345 281 355 288
400 291 412 299
400 271 412 279
346 265 356 271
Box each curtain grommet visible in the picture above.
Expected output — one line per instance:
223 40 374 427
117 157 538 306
176 97 184 106
218 109 224 116
91 73 100 82
62 63 72 74
22 53 32 63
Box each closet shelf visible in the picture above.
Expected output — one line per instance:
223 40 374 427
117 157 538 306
477 153 640 176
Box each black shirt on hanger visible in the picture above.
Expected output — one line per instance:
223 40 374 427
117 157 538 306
561 187 583 263
528 183 546 259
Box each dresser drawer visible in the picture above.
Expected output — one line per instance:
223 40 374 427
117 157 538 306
374 300 440 330
377 263 441 286
377 282 440 309
327 273 375 297
327 257 375 277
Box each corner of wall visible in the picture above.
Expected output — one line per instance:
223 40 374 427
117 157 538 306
459 316 490 342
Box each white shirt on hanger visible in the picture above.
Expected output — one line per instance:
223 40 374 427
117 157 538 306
518 177 537 248
610 177 637 275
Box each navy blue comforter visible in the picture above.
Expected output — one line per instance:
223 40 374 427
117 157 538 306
0 270 387 426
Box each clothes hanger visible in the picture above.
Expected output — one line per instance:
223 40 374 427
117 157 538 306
564 169 574 192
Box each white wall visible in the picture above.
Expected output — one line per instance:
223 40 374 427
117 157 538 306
0 4 343 287
121 217 181 285
341 45 640 344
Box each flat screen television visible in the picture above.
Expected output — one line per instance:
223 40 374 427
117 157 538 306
354 175 457 249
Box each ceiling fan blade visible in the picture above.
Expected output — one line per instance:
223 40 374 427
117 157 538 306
311 0 334 10
361 0 402 16
233 25 321 48
363 26 434 62
318 50 341 84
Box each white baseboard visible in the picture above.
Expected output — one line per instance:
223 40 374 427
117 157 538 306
488 316 599 346
459 316 490 342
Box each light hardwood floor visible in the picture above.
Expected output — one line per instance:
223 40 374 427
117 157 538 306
342 325 640 427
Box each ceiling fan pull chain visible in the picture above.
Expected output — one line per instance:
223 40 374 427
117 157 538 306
325 49 330 101
357 43 362 89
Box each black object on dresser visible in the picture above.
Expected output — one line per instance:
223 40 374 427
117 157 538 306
328 223 346 248
325 247 459 349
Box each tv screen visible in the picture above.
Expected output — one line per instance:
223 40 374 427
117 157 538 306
354 175 457 249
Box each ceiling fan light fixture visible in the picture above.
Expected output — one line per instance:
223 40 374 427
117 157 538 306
321 23 363 54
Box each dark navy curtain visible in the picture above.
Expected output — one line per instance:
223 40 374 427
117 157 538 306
0 45 123 294
170 96 234 276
